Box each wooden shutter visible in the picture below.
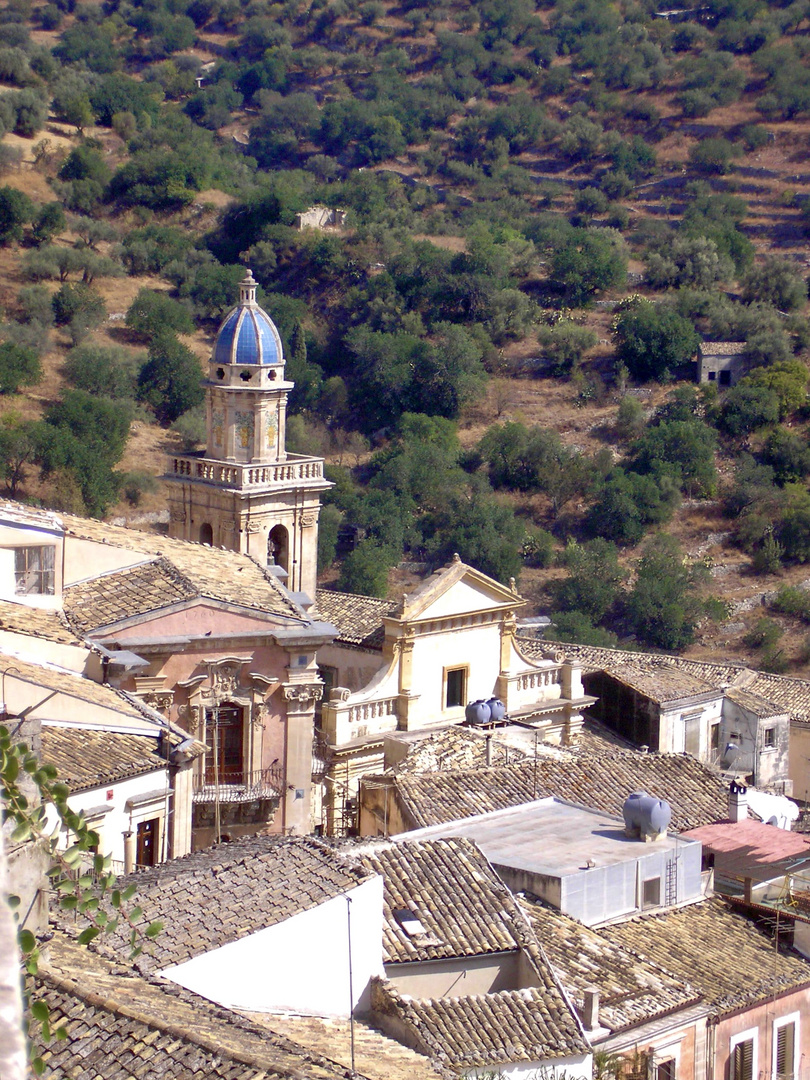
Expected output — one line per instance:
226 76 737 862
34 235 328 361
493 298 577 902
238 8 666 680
777 1025 795 1080
732 1040 753 1080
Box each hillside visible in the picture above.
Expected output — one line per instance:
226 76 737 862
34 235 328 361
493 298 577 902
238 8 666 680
1 0 810 670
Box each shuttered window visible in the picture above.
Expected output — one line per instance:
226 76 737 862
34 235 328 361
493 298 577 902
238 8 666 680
776 1024 795 1080
731 1039 754 1080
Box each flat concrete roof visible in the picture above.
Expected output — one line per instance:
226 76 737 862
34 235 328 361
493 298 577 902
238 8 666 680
397 797 697 879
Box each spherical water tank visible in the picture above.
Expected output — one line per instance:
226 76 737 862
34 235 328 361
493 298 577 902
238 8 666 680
622 790 672 837
466 700 491 725
486 697 506 722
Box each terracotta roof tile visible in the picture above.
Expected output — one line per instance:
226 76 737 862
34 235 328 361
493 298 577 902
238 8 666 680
601 897 810 1015
63 558 198 635
349 837 525 963
0 599 81 645
41 727 165 792
522 900 700 1034
59 512 305 623
373 980 589 1069
520 637 810 724
392 749 728 832
315 589 397 648
40 936 364 1080
96 835 371 972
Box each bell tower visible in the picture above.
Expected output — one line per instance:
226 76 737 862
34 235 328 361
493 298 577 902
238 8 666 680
166 270 331 600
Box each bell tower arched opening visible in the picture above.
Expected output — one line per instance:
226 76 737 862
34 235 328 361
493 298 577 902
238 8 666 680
268 525 289 573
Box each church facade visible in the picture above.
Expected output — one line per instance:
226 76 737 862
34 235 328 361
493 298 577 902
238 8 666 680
165 270 331 601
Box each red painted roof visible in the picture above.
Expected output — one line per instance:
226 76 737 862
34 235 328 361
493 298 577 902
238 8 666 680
683 819 810 878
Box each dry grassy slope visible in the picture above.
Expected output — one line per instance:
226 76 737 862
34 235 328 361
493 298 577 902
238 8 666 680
3 13 810 669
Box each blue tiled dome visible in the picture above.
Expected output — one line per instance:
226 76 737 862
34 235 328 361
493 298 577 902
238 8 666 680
213 270 284 366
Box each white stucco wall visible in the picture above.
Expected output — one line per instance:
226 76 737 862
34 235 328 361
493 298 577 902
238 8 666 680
659 697 723 759
162 874 385 1016
42 765 169 866
466 1051 592 1080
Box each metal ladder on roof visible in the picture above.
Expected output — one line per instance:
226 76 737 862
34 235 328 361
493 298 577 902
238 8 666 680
665 856 678 906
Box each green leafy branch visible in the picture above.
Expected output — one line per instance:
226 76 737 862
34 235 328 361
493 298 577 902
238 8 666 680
1 724 163 1073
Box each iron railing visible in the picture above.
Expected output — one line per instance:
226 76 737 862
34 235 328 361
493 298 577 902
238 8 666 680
192 766 283 803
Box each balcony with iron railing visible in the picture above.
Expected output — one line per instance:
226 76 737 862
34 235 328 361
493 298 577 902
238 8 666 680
192 765 284 804
168 452 328 491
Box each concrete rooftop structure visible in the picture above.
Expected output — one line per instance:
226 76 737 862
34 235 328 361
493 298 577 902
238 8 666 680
399 797 703 926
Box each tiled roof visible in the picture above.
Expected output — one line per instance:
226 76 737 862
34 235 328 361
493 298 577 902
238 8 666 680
725 686 786 718
98 835 371 972
41 727 165 792
700 341 747 355
682 818 810 877
315 589 397 648
0 653 168 732
373 980 589 1070
520 637 810 725
392 749 729 831
601 897 810 1016
349 837 526 963
64 558 198 635
523 901 700 1034
0 599 81 645
59 510 305 623
38 936 364 1080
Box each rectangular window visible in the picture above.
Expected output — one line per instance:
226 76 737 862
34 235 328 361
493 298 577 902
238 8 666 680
711 723 721 754
776 1023 795 1080
642 877 661 908
657 1061 675 1080
14 546 55 595
764 727 776 748
731 1039 754 1080
445 667 467 709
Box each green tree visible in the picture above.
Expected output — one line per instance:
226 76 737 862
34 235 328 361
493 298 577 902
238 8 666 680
0 342 41 395
586 468 680 546
536 320 597 375
629 419 717 497
137 333 204 425
318 504 342 571
125 289 194 340
36 391 133 517
550 229 627 306
63 345 141 400
613 300 700 382
0 187 33 245
743 361 808 419
553 539 625 623
31 203 65 247
0 413 37 494
336 539 395 597
718 383 780 437
421 487 525 584
761 428 810 484
742 256 808 312
549 611 619 647
625 533 710 649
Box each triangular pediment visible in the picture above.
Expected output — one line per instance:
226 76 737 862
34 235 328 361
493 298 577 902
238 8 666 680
399 559 523 623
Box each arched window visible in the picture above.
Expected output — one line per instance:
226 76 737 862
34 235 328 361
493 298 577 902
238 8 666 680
267 525 289 571
199 523 213 546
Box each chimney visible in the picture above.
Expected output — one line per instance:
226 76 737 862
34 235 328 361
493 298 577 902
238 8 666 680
729 779 748 823
582 987 600 1031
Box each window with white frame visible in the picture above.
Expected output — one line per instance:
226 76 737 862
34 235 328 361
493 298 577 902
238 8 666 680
14 545 55 595
730 1028 758 1080
774 1013 799 1080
